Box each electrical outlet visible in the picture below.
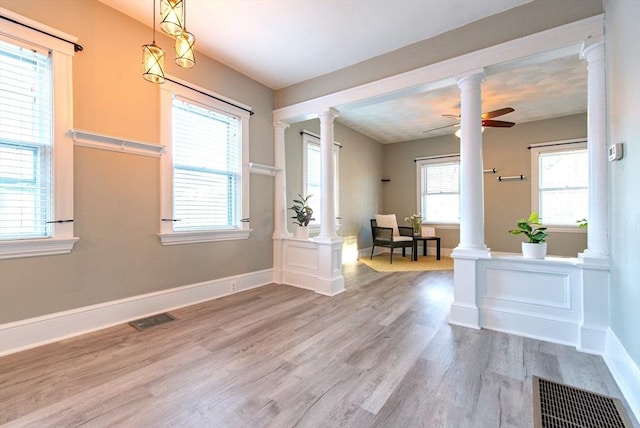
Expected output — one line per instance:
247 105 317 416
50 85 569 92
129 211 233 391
230 282 237 292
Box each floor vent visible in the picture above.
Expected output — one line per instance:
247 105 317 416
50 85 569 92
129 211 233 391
533 376 632 428
129 313 176 331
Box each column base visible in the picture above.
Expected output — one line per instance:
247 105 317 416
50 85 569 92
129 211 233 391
315 238 345 296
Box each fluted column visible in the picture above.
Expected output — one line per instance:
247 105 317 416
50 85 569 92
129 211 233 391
453 70 489 255
317 108 339 241
273 121 290 239
580 37 608 261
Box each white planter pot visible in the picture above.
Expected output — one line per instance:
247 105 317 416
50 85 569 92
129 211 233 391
295 226 309 239
522 242 547 259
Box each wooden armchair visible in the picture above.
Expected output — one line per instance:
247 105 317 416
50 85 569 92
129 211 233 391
370 215 414 264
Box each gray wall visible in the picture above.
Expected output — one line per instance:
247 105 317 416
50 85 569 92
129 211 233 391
285 120 384 250
381 114 588 256
0 0 275 323
606 0 640 367
275 0 603 108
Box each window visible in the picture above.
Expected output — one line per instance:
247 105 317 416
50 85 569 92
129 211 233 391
159 79 250 245
531 141 588 227
302 132 339 228
416 155 460 224
0 16 77 259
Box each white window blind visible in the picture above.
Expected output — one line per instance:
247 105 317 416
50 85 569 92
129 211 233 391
418 157 460 224
537 147 588 225
172 97 240 231
0 39 52 240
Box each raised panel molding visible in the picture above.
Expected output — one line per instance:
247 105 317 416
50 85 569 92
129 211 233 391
483 267 571 309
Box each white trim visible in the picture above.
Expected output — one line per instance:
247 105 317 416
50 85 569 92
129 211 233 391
604 329 640 424
249 162 280 176
158 229 251 245
0 269 273 357
0 237 78 259
416 156 461 225
0 9 77 258
158 78 251 243
530 141 588 226
273 15 604 123
71 129 165 158
0 7 77 55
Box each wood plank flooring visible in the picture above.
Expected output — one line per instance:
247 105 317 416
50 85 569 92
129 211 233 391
1 262 637 427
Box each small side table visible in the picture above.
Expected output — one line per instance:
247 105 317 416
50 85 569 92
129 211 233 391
412 236 441 261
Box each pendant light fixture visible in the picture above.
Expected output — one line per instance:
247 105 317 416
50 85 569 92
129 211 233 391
160 0 184 37
142 0 165 83
174 0 195 68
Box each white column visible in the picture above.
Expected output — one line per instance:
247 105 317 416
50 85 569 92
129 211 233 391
273 121 290 239
580 37 608 261
317 108 339 241
577 36 609 354
453 70 489 256
449 69 488 330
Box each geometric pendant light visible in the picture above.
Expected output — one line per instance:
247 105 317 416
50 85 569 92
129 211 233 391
160 0 184 37
142 0 165 83
174 0 195 68
175 30 196 68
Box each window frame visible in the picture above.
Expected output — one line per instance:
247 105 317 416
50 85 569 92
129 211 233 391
158 78 251 245
0 12 78 260
301 132 340 232
530 139 588 232
415 154 461 227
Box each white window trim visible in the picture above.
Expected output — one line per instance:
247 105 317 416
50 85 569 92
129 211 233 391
530 138 588 232
301 131 340 233
0 11 78 259
158 77 251 245
415 154 461 226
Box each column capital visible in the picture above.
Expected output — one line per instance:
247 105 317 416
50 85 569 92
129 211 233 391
318 108 339 122
273 120 290 130
580 35 604 60
455 69 485 87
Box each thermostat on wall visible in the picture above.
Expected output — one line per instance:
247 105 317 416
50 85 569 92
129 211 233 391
608 143 623 161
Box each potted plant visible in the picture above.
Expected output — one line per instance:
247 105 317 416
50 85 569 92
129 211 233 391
289 194 314 239
508 212 548 259
404 213 423 236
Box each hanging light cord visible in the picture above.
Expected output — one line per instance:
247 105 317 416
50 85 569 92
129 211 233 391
152 0 156 43
0 14 83 52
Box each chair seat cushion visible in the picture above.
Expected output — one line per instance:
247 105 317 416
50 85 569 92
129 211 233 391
394 236 413 242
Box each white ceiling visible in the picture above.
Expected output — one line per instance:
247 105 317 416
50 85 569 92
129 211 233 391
99 0 587 144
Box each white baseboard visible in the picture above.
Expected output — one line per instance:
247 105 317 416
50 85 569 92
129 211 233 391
0 269 273 357
604 328 640 424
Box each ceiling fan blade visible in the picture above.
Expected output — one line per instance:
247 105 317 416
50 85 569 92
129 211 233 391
481 107 514 119
442 114 460 120
482 119 515 128
422 123 458 133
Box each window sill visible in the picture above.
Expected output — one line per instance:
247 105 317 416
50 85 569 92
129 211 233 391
158 229 251 246
0 237 79 260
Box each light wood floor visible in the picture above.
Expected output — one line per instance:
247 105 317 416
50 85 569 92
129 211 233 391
1 262 637 427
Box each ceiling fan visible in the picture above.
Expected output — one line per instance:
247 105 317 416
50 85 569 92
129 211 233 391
423 107 516 133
